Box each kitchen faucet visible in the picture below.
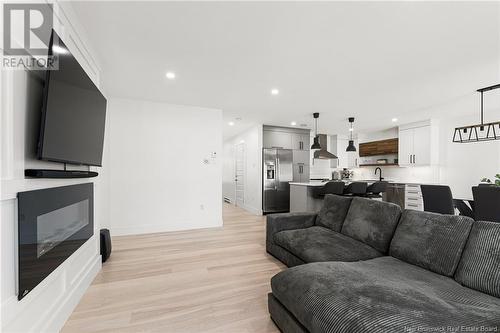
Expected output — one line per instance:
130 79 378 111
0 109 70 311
375 167 384 181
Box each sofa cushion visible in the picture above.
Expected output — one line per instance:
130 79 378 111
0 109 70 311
340 197 401 253
315 194 353 232
390 210 474 277
455 221 500 298
271 257 500 333
273 226 382 263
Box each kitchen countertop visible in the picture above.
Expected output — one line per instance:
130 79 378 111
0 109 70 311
289 179 388 187
289 182 328 187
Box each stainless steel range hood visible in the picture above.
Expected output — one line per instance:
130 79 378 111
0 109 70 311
313 134 338 159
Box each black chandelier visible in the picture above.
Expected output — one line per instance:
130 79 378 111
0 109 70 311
453 83 500 143
311 113 322 149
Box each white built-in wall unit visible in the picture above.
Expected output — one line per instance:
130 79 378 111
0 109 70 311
108 99 223 235
222 125 263 215
0 2 107 332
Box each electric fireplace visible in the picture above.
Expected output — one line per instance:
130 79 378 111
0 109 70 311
17 183 94 300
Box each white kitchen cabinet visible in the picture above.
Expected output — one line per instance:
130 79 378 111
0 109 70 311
398 121 435 166
405 184 424 211
412 126 431 165
398 129 413 166
293 163 309 182
292 133 310 151
263 130 292 149
293 150 310 165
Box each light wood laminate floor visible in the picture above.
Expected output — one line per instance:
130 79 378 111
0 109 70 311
62 204 284 333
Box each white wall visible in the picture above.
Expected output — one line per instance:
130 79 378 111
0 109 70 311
354 165 440 184
107 98 223 235
1 3 106 332
438 114 500 199
222 125 263 215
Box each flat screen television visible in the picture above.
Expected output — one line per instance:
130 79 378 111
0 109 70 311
38 30 107 166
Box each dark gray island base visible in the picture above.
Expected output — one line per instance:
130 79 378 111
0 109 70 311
289 182 325 212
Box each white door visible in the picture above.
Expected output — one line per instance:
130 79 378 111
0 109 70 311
412 126 431 166
235 143 245 207
398 128 414 166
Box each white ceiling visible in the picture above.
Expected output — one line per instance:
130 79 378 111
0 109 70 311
70 1 500 139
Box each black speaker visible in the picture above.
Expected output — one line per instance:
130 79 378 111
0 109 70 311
100 229 112 263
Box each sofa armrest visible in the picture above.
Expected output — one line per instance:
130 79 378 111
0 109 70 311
266 212 317 246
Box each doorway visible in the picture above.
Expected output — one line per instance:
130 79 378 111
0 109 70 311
235 142 245 207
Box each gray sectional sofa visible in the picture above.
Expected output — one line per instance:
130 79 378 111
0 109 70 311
266 194 500 333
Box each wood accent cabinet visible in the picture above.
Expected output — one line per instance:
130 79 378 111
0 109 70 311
359 138 398 157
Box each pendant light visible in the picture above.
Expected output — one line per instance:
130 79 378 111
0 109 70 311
453 83 500 143
346 117 356 152
311 112 321 149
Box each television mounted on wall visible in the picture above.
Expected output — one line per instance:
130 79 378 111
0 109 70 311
37 30 107 167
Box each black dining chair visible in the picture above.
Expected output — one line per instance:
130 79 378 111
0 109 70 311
312 181 345 198
343 182 367 197
366 181 388 199
420 185 454 215
472 186 500 222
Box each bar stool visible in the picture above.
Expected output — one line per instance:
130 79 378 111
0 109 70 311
343 182 367 197
366 181 388 199
312 181 345 198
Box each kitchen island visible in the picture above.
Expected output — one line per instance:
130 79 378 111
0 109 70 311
289 180 385 212
289 182 326 212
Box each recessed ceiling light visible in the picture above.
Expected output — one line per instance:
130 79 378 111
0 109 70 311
52 45 68 54
166 72 176 80
228 121 235 126
271 89 279 95
291 121 297 126
392 118 398 122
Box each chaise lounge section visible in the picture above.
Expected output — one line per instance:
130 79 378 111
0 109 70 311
266 195 500 333
266 195 402 266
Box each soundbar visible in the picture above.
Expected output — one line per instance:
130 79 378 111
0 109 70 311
25 169 98 178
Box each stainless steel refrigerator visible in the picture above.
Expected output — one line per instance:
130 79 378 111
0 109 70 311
263 148 293 213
